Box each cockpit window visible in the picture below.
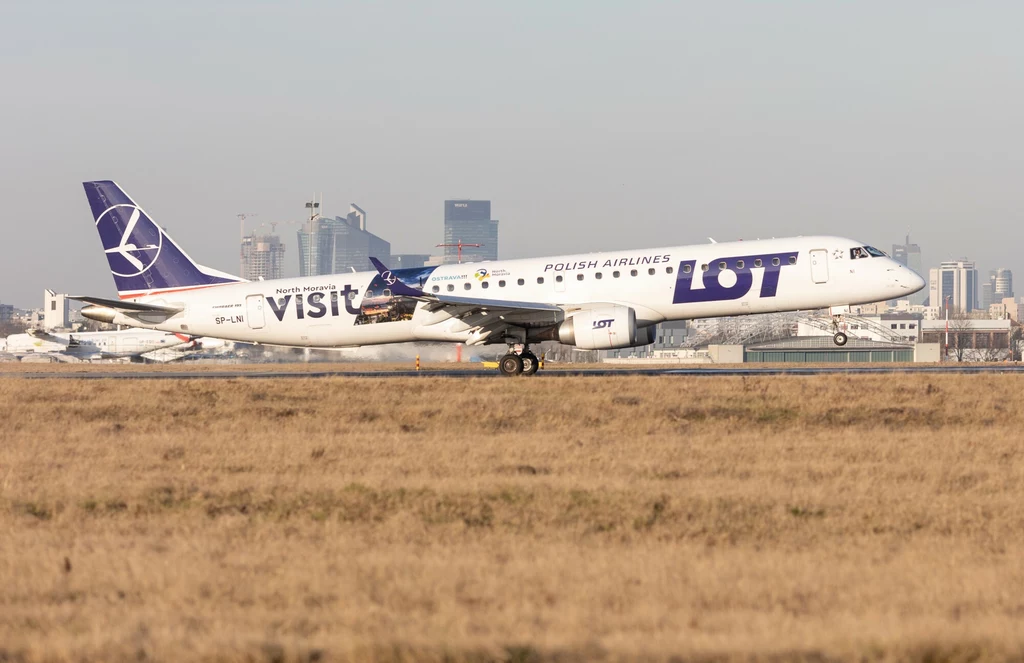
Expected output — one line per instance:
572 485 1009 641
850 246 885 259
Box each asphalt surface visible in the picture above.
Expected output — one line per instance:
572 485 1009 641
7 365 1024 379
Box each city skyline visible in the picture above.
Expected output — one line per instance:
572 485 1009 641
3 3 1024 307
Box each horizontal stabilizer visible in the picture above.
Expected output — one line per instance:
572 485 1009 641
69 295 183 314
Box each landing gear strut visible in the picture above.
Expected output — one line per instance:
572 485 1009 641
831 313 848 346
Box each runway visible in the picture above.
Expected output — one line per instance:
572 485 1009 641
7 364 1024 379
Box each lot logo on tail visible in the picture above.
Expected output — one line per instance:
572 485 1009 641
96 205 163 276
673 252 799 304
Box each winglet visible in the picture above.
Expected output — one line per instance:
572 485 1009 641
368 257 425 298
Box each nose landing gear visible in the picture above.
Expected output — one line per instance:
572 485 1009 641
831 311 849 346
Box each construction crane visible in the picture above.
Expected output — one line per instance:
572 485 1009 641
436 239 482 264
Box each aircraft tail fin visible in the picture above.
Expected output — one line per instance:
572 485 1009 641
83 181 245 299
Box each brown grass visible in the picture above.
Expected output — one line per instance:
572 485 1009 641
2 374 1024 662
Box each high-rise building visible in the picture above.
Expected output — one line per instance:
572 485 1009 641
241 234 286 281
995 268 1014 299
929 259 978 313
0 303 13 322
981 279 995 309
443 200 498 264
891 234 925 305
298 204 390 276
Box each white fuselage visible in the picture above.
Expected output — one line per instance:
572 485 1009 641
91 236 925 348
3 329 191 358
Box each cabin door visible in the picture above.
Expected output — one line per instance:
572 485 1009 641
246 295 266 329
809 249 829 284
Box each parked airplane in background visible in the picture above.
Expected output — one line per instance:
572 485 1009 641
74 181 926 375
1 328 194 361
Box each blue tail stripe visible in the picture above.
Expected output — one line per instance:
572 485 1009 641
84 181 242 296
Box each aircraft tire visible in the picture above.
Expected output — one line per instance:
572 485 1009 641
521 352 539 376
833 332 849 346
499 354 524 376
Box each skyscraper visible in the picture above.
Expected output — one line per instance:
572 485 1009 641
892 234 925 305
995 268 1014 299
443 200 498 264
981 275 995 310
297 204 390 276
929 259 978 313
241 234 286 281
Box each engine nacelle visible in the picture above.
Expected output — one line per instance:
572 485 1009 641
558 306 644 350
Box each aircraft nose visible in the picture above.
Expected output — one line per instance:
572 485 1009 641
896 265 926 293
910 270 926 292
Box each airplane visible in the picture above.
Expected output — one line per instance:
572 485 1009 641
73 180 926 375
1 328 195 361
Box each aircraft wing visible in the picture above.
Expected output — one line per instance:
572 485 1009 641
68 296 183 314
26 329 72 345
422 294 562 313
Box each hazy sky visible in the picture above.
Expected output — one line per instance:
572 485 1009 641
2 1 1022 308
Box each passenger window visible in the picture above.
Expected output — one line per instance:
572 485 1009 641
666 266 674 274
464 283 471 290
631 269 638 276
499 280 506 287
517 278 524 286
719 261 727 270
613 271 620 278
683 265 692 274
432 285 440 293
647 268 655 275
481 281 489 289
788 256 797 264
537 277 544 284
736 260 744 270
556 275 563 282
754 259 762 268
383 289 392 297
772 257 780 266
595 272 602 279
577 274 584 281
700 264 708 272
447 284 454 292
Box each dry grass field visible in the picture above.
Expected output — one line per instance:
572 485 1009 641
2 373 1024 662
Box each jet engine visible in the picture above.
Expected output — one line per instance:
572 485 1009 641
557 306 650 350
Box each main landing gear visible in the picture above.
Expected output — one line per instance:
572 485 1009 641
499 345 540 376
